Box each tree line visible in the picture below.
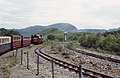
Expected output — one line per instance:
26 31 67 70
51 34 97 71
42 28 120 55
0 28 20 36
79 30 120 55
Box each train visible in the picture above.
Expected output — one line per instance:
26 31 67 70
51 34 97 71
0 35 43 56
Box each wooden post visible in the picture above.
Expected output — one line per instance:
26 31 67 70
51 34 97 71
15 49 17 57
52 59 54 78
27 51 29 70
36 55 39 75
21 50 23 65
79 64 82 78
13 49 14 56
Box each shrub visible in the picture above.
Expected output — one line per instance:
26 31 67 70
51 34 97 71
47 34 55 40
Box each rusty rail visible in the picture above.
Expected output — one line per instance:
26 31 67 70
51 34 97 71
75 49 120 63
34 48 115 78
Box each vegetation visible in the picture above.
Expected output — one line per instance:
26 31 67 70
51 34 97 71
0 28 20 36
79 30 120 55
40 28 120 56
1 55 19 78
47 34 55 40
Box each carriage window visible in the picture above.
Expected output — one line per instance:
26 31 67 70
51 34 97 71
0 37 10 44
24 37 31 40
2 38 4 43
5 38 8 43
7 38 9 43
14 37 21 41
0 39 1 44
4 38 6 43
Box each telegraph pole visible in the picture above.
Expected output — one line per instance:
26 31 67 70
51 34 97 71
64 31 67 42
64 29 67 53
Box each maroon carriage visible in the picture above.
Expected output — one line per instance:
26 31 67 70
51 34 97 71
22 36 31 47
11 35 22 49
0 36 11 55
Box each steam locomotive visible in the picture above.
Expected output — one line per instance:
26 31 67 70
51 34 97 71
0 35 43 55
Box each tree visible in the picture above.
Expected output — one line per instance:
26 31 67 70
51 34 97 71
0 28 20 36
47 34 55 40
9 30 20 35
0 28 10 36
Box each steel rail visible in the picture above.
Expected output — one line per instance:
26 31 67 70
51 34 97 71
34 48 115 78
75 50 120 63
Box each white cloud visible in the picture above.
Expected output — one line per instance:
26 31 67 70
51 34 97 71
0 0 120 29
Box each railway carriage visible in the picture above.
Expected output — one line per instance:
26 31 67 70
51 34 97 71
0 36 11 55
0 34 43 56
11 35 22 49
22 35 31 47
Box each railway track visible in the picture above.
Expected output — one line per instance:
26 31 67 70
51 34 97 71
61 42 120 63
75 49 120 63
34 48 115 78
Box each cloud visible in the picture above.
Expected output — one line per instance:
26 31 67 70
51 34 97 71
0 0 120 29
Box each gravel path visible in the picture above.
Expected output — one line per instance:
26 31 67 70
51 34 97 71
0 56 4 78
0 69 4 78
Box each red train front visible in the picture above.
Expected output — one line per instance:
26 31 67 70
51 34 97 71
31 35 43 45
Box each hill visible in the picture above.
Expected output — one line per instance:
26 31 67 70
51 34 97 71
17 25 46 35
79 29 107 33
0 28 20 36
79 27 120 32
40 28 63 36
46 23 78 32
18 23 78 35
9 23 119 35
108 27 120 31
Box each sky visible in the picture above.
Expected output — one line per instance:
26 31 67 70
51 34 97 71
0 0 120 29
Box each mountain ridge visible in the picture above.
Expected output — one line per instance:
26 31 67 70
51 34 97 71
11 23 120 35
17 23 78 35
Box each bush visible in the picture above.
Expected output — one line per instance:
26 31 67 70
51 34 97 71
47 34 55 40
67 42 74 50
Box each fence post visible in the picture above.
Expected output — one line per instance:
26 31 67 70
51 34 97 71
36 55 39 75
13 49 14 56
79 64 82 78
21 49 23 65
52 59 54 78
27 51 29 70
15 49 17 57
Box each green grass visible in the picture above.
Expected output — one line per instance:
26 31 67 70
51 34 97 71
44 40 63 52
1 55 19 78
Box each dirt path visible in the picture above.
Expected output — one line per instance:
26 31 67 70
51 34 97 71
0 56 4 78
0 45 42 78
0 69 4 78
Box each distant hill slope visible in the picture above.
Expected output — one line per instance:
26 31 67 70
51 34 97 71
108 27 120 31
12 23 119 35
79 27 120 33
18 25 46 35
79 29 107 33
40 28 63 36
18 23 78 35
46 23 78 32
